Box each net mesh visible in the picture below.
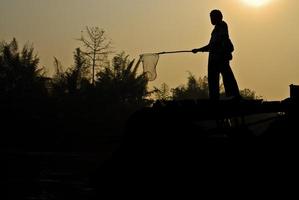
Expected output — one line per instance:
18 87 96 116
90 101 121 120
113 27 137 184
140 53 160 81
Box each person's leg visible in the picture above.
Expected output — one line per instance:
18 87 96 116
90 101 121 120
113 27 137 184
208 61 220 100
220 61 240 97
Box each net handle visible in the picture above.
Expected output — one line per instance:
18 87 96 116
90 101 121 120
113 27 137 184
139 50 192 57
158 50 192 55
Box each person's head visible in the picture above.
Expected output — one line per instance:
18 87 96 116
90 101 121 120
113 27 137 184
210 9 223 25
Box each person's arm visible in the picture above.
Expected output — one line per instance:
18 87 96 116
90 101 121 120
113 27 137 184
192 44 210 53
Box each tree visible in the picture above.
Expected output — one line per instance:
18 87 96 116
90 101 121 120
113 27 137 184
65 48 89 95
0 38 47 98
95 52 149 105
51 48 90 96
78 26 112 85
170 73 259 100
240 88 261 100
171 73 209 100
154 83 171 101
51 57 67 96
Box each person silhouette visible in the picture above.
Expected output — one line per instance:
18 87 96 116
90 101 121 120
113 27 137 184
192 9 241 101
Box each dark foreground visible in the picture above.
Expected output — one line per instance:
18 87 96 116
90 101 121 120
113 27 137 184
5 98 299 199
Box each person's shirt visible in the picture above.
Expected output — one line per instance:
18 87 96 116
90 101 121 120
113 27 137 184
201 20 233 60
209 21 230 54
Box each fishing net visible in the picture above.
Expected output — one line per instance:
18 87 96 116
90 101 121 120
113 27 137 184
139 50 192 81
140 53 160 81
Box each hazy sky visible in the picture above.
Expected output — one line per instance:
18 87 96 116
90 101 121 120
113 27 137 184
1 0 298 100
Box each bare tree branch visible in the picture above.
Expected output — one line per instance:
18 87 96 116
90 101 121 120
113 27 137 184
78 26 112 85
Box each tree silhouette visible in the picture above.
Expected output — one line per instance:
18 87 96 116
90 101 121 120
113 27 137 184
154 83 172 101
51 57 67 96
95 52 149 105
170 73 259 100
0 38 47 98
65 48 90 95
78 26 112 85
171 73 209 100
51 48 91 96
240 88 260 100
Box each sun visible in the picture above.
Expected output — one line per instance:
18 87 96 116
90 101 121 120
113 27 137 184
242 0 271 7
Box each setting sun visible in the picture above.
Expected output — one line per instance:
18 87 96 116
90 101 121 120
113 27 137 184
242 0 271 7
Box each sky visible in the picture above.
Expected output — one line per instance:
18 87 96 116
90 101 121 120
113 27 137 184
0 0 298 100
